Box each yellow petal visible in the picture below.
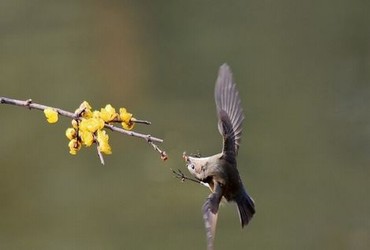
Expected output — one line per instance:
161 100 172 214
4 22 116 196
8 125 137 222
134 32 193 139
68 139 81 155
96 129 108 143
80 118 104 133
44 108 58 123
119 108 133 124
80 130 94 147
96 130 112 154
92 110 101 118
82 109 93 118
65 128 77 140
69 149 77 155
85 118 99 132
122 121 135 131
100 104 117 122
99 141 112 154
81 101 92 110
75 101 93 118
104 104 116 114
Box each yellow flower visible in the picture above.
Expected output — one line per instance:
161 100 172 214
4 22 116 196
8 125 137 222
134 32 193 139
79 119 88 131
119 108 134 130
81 101 92 110
65 128 77 140
68 138 81 155
92 110 101 118
119 108 132 123
100 104 117 122
122 121 135 130
96 130 112 154
97 118 105 130
76 101 93 118
44 108 59 123
83 109 93 118
80 117 104 133
80 130 94 146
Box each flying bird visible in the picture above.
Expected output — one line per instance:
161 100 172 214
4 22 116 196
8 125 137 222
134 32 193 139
183 63 255 250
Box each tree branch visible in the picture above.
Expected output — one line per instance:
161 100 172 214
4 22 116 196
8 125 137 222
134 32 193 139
1 96 165 159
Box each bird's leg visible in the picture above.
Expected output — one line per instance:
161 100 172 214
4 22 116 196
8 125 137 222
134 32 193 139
200 181 211 188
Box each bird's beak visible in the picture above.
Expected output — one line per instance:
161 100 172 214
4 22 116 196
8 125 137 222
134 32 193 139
183 152 196 174
182 152 189 162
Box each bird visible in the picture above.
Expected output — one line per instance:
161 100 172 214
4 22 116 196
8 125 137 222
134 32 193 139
183 63 255 250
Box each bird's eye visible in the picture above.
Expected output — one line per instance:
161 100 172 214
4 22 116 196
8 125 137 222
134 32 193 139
191 165 195 170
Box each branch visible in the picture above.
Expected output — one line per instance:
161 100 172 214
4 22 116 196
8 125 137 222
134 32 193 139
147 139 168 161
1 96 165 160
96 142 105 165
1 97 78 119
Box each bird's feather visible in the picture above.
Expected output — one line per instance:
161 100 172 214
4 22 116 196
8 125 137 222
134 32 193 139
202 182 223 250
214 64 244 157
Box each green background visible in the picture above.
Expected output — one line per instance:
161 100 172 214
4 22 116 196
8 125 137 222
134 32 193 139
1 1 369 249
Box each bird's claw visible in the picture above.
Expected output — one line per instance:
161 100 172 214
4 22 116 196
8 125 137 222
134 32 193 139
172 168 186 182
171 168 202 184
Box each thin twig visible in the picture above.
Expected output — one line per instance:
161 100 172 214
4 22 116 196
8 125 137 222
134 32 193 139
1 96 165 158
111 117 151 125
103 123 162 143
131 118 151 125
96 143 105 165
92 133 106 165
147 139 168 161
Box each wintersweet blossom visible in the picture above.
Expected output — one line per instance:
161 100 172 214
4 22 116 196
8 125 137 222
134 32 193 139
44 108 58 123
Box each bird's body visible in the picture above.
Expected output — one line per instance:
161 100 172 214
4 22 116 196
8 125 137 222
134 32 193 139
183 64 255 250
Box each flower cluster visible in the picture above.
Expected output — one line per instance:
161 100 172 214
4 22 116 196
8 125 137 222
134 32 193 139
44 101 135 155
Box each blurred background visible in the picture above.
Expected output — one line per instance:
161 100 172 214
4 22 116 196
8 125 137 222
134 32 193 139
1 0 369 249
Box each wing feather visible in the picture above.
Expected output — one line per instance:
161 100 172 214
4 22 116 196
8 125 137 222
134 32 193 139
215 64 244 156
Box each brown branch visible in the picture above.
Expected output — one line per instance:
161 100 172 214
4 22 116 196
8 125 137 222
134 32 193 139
111 117 151 125
147 139 168 161
1 96 165 159
1 97 78 119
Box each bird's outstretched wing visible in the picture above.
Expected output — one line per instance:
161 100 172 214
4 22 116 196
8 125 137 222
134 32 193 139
214 64 244 157
202 183 223 250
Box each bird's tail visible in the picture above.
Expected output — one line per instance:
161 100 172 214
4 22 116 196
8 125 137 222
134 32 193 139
236 189 255 227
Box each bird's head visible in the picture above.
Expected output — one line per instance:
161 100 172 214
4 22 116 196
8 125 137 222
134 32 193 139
183 152 210 180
